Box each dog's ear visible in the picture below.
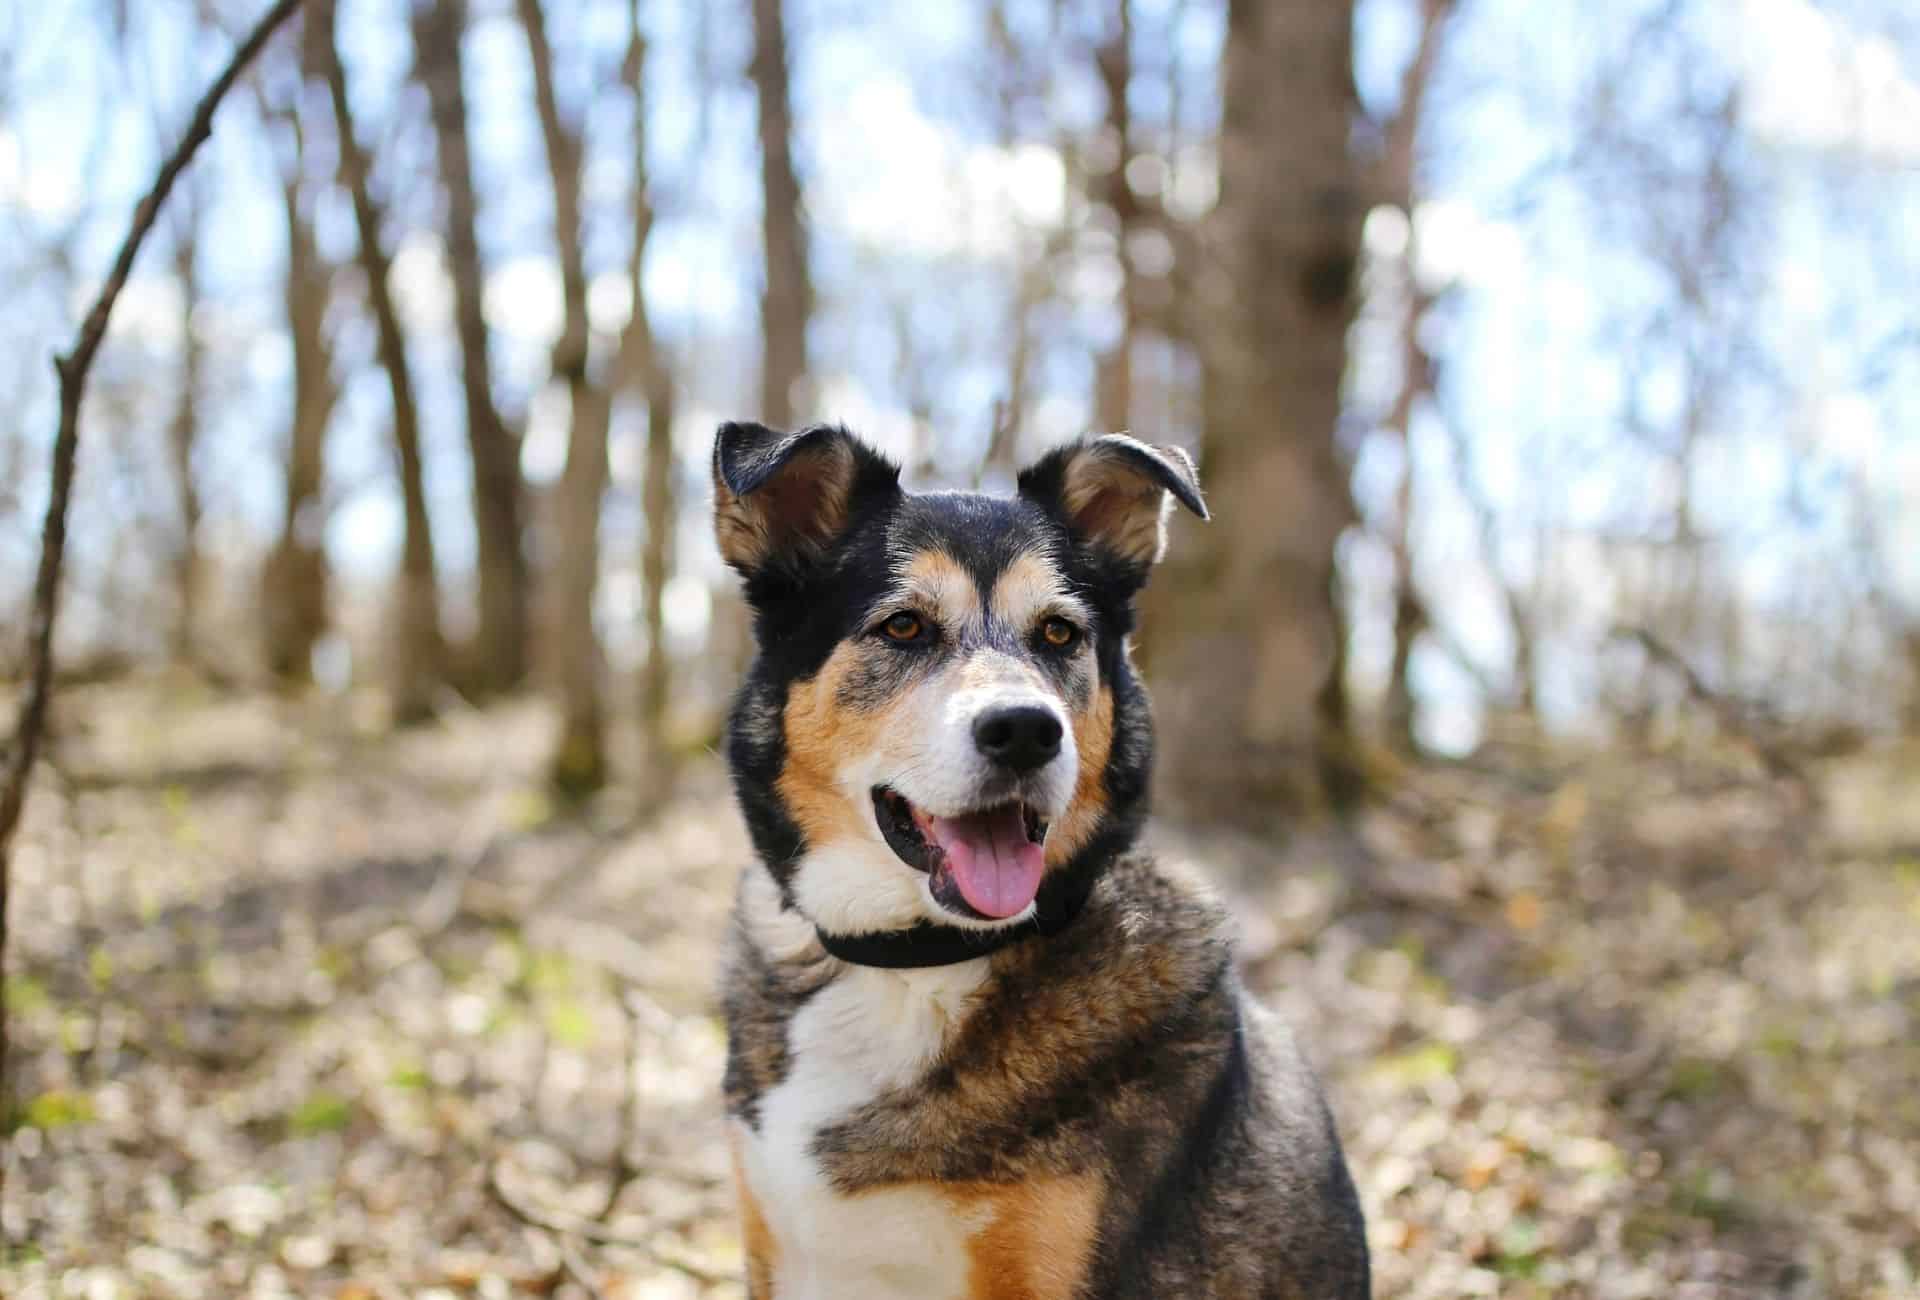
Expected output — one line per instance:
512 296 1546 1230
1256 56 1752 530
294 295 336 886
712 421 900 576
1018 434 1207 571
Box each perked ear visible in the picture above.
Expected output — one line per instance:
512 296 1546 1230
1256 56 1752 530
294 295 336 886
1017 434 1207 569
712 421 900 575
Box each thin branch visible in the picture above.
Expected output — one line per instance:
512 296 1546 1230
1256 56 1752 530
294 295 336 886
558 1240 613 1300
0 0 306 1200
486 1156 727 1286
1613 625 1805 785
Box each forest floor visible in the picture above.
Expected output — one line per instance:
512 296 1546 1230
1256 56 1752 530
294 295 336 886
2 679 1918 1299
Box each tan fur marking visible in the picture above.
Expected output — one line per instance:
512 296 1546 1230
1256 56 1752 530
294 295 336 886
777 641 889 848
901 549 983 631
1062 448 1169 565
731 1136 779 1297
714 438 856 570
1049 681 1114 866
949 1176 1103 1299
989 552 1077 628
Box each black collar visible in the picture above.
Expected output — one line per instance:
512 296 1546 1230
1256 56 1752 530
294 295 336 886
815 871 1094 969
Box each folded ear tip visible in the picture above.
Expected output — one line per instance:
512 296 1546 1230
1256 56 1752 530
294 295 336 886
715 420 825 496
1147 442 1207 520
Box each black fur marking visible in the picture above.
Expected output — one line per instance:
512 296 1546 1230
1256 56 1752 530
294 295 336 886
719 880 835 1129
1090 1007 1251 1292
724 683 806 898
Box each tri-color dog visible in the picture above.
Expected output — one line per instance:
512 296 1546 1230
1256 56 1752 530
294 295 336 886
714 421 1369 1299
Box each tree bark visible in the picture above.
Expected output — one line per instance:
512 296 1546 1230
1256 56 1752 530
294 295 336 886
1149 0 1364 826
1093 0 1138 436
413 0 528 695
262 153 335 684
167 186 205 667
318 0 444 722
515 0 607 795
750 0 810 427
1380 0 1453 754
621 0 677 758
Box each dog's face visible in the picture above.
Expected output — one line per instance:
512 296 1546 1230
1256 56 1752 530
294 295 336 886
715 423 1204 936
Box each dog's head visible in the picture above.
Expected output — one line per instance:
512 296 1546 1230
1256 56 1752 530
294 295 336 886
715 421 1205 936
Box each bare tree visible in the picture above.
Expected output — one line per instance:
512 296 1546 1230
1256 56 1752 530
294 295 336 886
1151 0 1365 823
515 0 609 794
0 0 306 1195
1378 0 1455 752
317 0 445 722
412 0 528 694
750 0 810 427
166 176 206 666
622 0 678 756
259 76 336 684
1092 0 1139 435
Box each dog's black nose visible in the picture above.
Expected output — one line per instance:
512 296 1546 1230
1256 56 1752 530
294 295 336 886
973 705 1063 773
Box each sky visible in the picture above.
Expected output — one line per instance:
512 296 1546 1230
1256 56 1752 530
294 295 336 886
3 0 1918 747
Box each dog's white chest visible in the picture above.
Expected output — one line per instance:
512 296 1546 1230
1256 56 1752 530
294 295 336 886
736 963 989 1300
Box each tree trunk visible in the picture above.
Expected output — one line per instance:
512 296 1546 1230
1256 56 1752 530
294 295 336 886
318 0 445 722
638 390 675 747
413 0 528 695
1381 0 1453 754
1903 630 1920 735
515 0 608 796
167 187 204 667
1149 0 1363 827
1093 0 1138 436
263 161 335 685
621 0 677 760
750 0 810 427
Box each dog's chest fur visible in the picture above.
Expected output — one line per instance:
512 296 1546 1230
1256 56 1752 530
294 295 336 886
723 857 1370 1300
734 954 990 1300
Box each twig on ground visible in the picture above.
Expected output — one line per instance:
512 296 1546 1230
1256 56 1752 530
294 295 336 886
559 1240 613 1300
413 820 509 936
486 1155 727 1287
0 0 306 1214
600 991 646 1219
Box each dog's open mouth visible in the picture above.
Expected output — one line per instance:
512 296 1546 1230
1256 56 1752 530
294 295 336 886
872 787 1049 921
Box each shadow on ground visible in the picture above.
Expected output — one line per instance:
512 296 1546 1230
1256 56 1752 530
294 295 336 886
3 681 1916 1297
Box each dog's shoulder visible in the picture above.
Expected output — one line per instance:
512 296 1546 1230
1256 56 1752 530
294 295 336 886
719 866 835 1127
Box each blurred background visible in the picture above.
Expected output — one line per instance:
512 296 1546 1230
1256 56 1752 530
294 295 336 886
2 0 1918 1296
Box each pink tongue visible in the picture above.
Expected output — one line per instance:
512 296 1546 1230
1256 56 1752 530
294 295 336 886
927 806 1045 919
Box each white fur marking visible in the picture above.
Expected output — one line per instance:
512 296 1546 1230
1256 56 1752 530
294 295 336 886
737 907 990 1299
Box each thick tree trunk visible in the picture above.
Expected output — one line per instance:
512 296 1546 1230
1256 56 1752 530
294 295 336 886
750 0 809 427
263 166 335 684
1149 0 1363 826
319 0 445 722
515 0 607 795
413 0 528 695
167 193 204 667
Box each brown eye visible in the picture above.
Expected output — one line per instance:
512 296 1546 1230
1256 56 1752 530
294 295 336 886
882 612 926 643
1041 617 1078 649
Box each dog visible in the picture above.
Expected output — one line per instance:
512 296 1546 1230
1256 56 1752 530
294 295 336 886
713 421 1369 1299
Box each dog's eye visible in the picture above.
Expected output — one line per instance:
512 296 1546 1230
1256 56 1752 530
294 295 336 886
880 612 927 643
1040 617 1079 649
